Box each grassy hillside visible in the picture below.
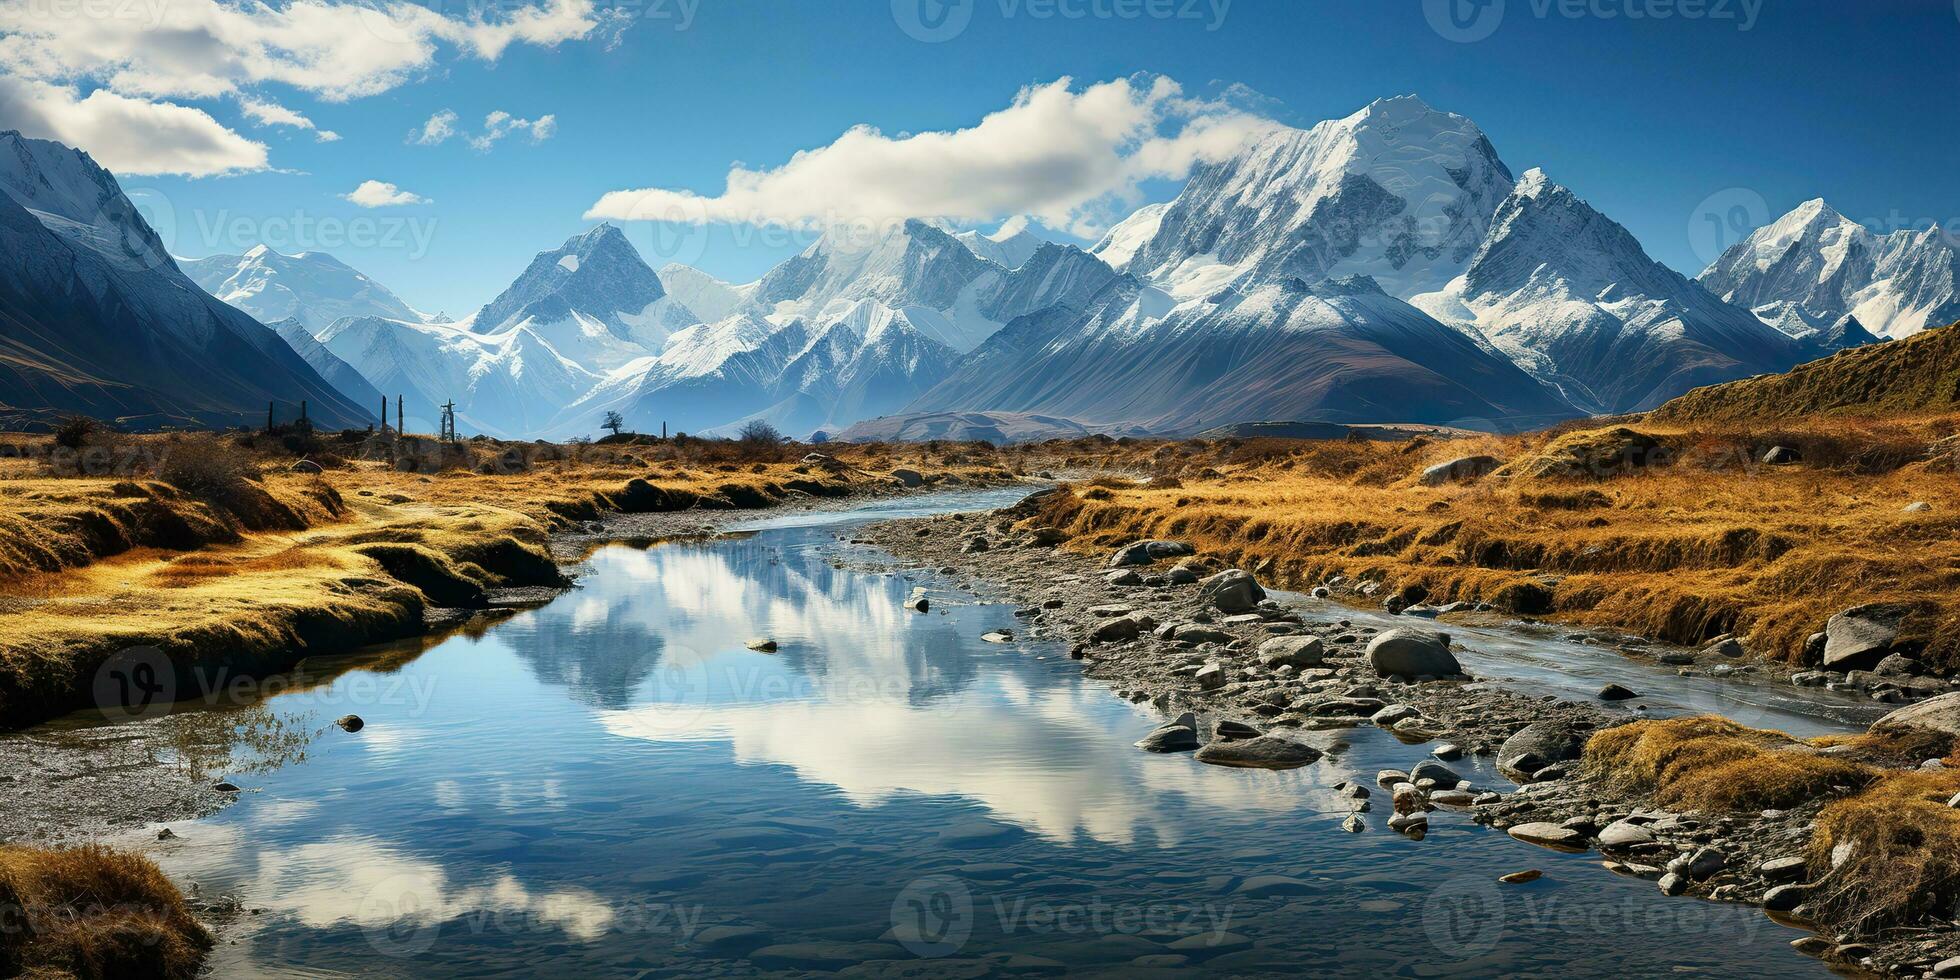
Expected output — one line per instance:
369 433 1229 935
1652 322 1960 422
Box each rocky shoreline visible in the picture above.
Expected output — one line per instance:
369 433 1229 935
859 494 1960 978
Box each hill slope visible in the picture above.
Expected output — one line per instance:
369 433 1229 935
1648 323 1960 422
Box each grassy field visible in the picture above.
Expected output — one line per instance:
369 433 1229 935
1009 414 1960 671
0 428 1019 732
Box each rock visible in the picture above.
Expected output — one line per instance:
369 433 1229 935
1498 721 1588 780
1873 652 1922 676
1341 814 1365 833
745 638 779 652
1212 719 1262 740
1790 671 1831 687
981 630 1014 644
1596 820 1655 849
1705 637 1745 658
156 827 176 840
1870 691 1960 739
1409 759 1462 786
1683 847 1727 881
334 714 365 733
1761 445 1801 465
1369 704 1420 726
1790 936 1831 956
213 781 242 792
906 596 930 613
1822 603 1910 670
1762 883 1810 912
1192 734 1322 770
1257 636 1325 669
1597 683 1638 701
1387 812 1428 836
1506 822 1585 850
1431 743 1463 760
1197 569 1265 613
1419 454 1502 487
1104 569 1143 587
1657 651 1696 666
1135 724 1200 753
1904 501 1932 514
1195 664 1226 690
889 468 924 488
1166 564 1201 585
1173 625 1234 645
1091 617 1143 643
1657 872 1687 896
290 459 324 474
1934 955 1960 977
1109 539 1194 567
1498 869 1542 884
1759 856 1807 883
1364 628 1460 679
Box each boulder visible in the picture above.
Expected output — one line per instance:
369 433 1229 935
1870 691 1960 740
1498 721 1588 780
1364 628 1460 679
1596 820 1654 849
1506 822 1586 850
1823 603 1911 670
1419 454 1502 487
1091 616 1145 643
1257 636 1325 669
1194 734 1322 770
1197 569 1265 613
1109 539 1194 567
334 714 364 733
1135 723 1199 753
1597 683 1638 701
1409 759 1462 787
889 468 924 488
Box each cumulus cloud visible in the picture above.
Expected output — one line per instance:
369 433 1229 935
0 0 616 103
0 77 266 176
342 179 429 207
585 76 1277 237
237 97 339 142
411 108 557 150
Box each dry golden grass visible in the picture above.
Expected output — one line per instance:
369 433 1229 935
0 844 210 980
1584 715 1875 812
1810 768 1960 933
0 431 1016 729
1008 416 1960 670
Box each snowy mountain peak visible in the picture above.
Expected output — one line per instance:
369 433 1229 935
0 130 172 272
181 246 426 335
472 224 671 340
954 221 1044 270
1117 95 1516 300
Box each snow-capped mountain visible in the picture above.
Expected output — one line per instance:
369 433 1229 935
266 316 385 411
552 220 1118 438
181 247 427 334
468 224 700 370
1110 96 1516 301
954 222 1044 271
318 314 600 437
1699 199 1960 339
1411 169 1804 413
904 274 1574 432
0 131 369 429
657 263 753 323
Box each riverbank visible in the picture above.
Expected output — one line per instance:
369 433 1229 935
860 494 1960 977
0 431 1023 733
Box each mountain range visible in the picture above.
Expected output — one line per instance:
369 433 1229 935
3 95 1913 439
0 131 368 430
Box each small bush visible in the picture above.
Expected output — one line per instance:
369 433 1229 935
52 415 102 450
0 844 211 980
1586 715 1873 812
157 435 259 511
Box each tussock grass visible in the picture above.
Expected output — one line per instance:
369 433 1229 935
1009 415 1960 670
1809 768 1960 934
0 844 210 980
1584 716 1874 812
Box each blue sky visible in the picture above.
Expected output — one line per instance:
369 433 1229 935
12 0 1957 315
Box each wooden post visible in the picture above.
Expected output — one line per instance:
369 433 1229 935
380 396 388 432
267 401 275 432
397 396 405 435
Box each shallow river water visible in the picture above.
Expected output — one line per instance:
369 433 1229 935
148 490 1849 977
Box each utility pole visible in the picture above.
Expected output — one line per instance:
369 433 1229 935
397 395 405 435
267 401 275 432
380 396 389 433
439 400 457 442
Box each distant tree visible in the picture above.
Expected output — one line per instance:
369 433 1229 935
738 419 783 446
601 410 626 437
52 415 101 450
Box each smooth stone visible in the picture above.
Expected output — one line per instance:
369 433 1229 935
1499 869 1542 884
1506 822 1586 850
1193 734 1322 770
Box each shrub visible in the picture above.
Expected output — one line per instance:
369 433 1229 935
738 419 783 447
157 435 259 511
0 844 211 980
52 415 101 450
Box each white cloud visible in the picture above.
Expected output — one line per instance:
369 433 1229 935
0 76 266 176
237 96 339 143
585 76 1276 237
0 0 617 103
410 108 460 145
412 108 557 150
342 179 429 207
